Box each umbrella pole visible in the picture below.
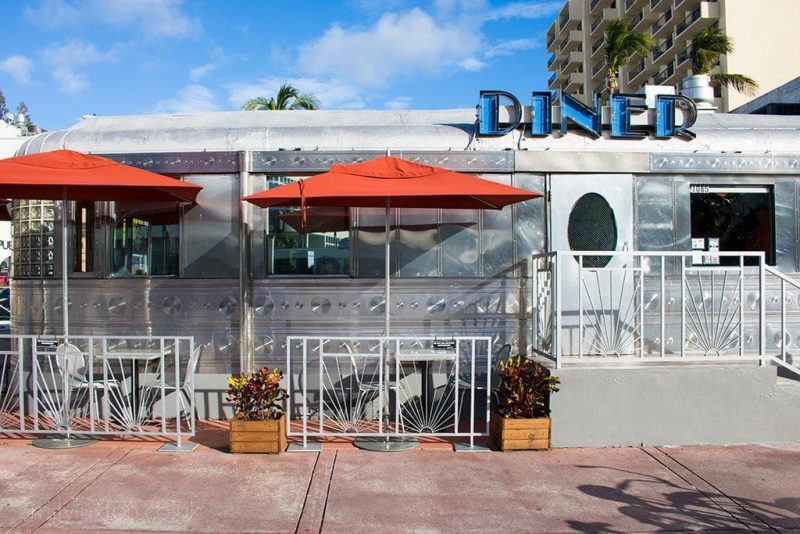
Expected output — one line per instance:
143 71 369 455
384 198 390 337
62 190 69 341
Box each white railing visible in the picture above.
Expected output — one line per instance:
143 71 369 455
763 265 800 376
286 336 492 449
532 251 768 368
0 335 196 449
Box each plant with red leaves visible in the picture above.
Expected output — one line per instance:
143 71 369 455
494 355 559 418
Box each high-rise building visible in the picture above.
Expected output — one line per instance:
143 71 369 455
546 0 800 111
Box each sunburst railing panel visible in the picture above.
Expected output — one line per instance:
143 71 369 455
287 336 491 446
536 251 767 367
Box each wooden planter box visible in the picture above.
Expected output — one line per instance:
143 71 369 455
229 414 286 454
490 411 550 451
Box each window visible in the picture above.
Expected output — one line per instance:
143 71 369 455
568 193 617 268
690 185 774 266
112 202 180 276
266 177 349 275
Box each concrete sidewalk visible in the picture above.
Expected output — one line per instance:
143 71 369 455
2 429 800 533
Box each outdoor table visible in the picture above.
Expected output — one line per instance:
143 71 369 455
101 347 169 428
394 348 458 432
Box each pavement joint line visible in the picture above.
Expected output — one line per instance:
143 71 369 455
294 449 324 534
647 447 776 533
7 444 121 531
318 450 337 534
27 446 134 533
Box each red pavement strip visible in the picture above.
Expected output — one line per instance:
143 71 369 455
2 436 800 533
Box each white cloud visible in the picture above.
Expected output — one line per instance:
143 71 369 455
226 77 367 110
485 38 540 58
189 63 216 82
297 8 482 88
153 85 218 114
0 56 34 85
485 1 562 21
41 40 115 93
25 0 201 38
384 96 412 110
457 57 486 71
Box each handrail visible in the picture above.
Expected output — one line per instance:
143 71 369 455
763 265 800 379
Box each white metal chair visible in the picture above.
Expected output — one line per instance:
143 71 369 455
55 343 118 420
140 344 203 426
455 343 509 422
344 343 405 431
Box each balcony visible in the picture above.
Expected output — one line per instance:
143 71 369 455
547 54 556 68
624 0 646 12
652 36 673 62
653 61 675 84
559 30 583 53
548 72 557 87
591 36 606 57
630 9 645 29
651 8 673 36
627 59 646 82
558 2 582 32
591 8 618 36
650 0 663 8
676 7 700 35
592 59 607 78
675 2 719 38
590 0 615 13
546 29 556 50
676 48 690 66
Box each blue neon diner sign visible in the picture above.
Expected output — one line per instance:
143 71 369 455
477 90 698 139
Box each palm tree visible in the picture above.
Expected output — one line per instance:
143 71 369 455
604 19 655 95
690 26 758 95
242 83 319 110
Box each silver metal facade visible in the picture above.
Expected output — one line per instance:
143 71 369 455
10 109 800 398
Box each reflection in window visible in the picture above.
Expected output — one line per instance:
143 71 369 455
267 177 349 275
112 202 180 276
259 173 544 278
72 201 95 273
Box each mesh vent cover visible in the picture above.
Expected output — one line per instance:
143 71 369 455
567 193 617 268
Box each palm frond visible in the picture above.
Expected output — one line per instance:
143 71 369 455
603 18 654 93
711 73 760 95
690 26 734 74
242 82 320 111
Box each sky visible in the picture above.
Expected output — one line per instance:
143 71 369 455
0 0 562 132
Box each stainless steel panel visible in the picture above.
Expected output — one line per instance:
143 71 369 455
652 154 800 174
249 175 269 278
482 174 513 277
441 208 479 276
181 174 240 278
674 179 692 252
513 174 546 272
354 208 395 277
251 151 514 173
637 177 675 252
105 152 239 174
775 180 796 272
398 209 438 277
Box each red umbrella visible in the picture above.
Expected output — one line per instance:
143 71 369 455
0 149 202 337
243 156 541 334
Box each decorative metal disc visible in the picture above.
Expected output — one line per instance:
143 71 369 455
32 437 98 449
353 436 419 452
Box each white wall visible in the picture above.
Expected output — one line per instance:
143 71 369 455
721 0 800 111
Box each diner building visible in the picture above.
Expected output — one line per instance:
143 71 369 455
8 96 800 447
